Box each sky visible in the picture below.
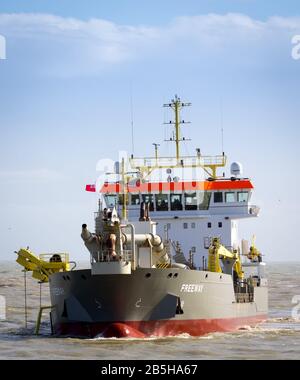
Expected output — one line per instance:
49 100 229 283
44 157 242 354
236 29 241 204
0 1 299 261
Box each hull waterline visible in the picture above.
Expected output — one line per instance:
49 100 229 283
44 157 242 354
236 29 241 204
53 315 267 338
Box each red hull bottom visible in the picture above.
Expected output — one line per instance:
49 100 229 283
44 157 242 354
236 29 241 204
54 315 267 338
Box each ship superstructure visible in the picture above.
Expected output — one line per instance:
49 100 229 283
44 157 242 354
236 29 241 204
16 96 268 338
86 95 260 270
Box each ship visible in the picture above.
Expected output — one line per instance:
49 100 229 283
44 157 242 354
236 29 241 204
16 95 268 338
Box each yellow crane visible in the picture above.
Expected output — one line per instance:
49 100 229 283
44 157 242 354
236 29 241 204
16 247 70 283
208 238 244 280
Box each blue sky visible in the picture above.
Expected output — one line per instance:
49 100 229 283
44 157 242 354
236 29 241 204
0 1 299 261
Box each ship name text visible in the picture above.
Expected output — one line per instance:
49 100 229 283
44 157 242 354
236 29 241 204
52 287 65 296
180 284 204 293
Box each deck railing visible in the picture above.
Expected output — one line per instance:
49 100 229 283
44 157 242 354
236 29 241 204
90 250 132 264
130 155 226 169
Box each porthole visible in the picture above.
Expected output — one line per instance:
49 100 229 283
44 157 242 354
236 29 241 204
145 273 151 278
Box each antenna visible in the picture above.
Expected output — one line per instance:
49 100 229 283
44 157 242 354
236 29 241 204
130 87 135 154
221 127 224 154
220 98 224 154
163 95 191 161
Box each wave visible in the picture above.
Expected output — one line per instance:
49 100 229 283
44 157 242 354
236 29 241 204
266 317 299 323
3 317 300 343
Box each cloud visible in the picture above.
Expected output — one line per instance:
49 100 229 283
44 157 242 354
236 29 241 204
0 13 160 74
0 12 299 76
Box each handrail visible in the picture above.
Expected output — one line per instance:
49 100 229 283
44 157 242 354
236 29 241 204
130 155 226 169
91 250 133 263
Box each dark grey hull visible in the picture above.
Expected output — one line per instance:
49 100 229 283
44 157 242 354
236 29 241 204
49 268 268 338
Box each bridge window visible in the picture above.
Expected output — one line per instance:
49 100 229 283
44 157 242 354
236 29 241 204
156 193 168 211
191 222 196 229
142 194 154 211
199 191 211 210
218 222 222 228
184 192 197 210
214 192 223 203
131 194 140 205
237 191 249 203
170 194 183 210
104 194 117 208
225 192 235 203
118 194 129 205
207 222 212 228
183 222 188 229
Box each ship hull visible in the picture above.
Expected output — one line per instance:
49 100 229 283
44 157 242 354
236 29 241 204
54 315 267 338
49 268 268 338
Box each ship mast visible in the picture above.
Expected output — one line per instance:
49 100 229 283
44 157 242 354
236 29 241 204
129 95 227 179
163 95 191 161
